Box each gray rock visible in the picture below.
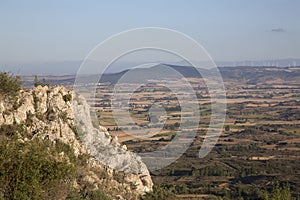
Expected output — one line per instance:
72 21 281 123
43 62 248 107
0 86 153 197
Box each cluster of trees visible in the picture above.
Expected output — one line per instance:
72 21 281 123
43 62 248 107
34 75 48 87
164 105 181 112
191 166 235 177
228 143 261 151
142 185 176 200
151 181 295 200
0 72 51 100
223 182 293 200
163 122 180 131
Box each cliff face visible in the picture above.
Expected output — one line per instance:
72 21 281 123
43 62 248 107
0 85 152 199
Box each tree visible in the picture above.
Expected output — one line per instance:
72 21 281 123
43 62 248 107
41 78 46 86
34 75 39 87
225 125 230 132
34 75 48 87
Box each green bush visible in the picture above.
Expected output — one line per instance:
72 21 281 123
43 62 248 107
0 123 116 200
0 137 76 200
0 124 25 138
0 72 22 100
63 93 72 102
85 189 111 200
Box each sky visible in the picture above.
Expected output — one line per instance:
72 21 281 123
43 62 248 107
0 0 299 73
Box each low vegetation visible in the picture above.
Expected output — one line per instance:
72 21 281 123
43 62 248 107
0 124 111 200
142 185 177 200
0 72 22 100
0 137 75 199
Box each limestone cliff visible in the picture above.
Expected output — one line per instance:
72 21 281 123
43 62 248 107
0 85 152 200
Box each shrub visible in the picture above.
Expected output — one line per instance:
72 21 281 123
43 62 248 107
66 189 111 200
0 137 76 200
0 72 22 100
85 189 111 200
63 93 72 102
0 124 25 138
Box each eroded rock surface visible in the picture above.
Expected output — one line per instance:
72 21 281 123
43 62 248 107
0 85 153 199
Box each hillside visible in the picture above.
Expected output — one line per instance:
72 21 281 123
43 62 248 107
0 82 153 199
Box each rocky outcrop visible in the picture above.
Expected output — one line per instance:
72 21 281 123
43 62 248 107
0 85 153 199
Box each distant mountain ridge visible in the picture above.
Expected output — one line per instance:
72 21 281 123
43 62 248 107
21 64 300 87
3 58 299 75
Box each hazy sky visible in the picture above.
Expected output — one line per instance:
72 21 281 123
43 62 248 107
0 0 299 71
